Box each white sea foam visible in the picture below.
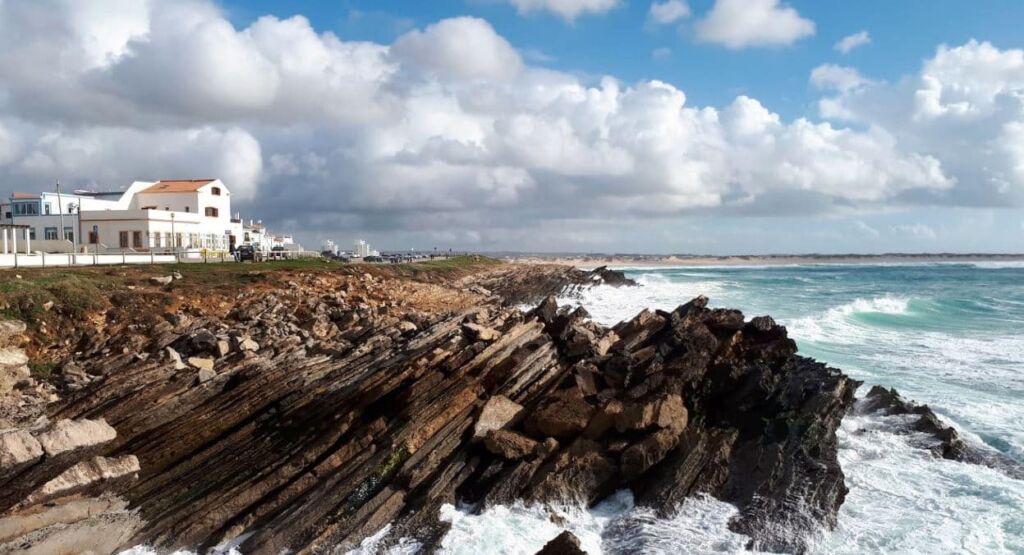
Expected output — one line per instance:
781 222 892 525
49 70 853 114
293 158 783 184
814 413 1024 554
969 261 1024 269
834 296 910 315
435 490 757 554
346 524 422 555
558 273 728 326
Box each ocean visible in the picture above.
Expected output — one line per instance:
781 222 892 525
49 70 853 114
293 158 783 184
429 262 1024 554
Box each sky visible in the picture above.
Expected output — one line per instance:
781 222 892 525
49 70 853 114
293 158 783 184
1 0 1023 254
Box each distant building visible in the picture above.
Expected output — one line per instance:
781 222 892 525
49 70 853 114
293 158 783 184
354 239 371 258
2 179 285 254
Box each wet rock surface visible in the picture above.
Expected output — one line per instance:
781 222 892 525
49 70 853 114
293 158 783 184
860 386 1024 480
463 264 636 305
535 530 587 554
1 263 857 554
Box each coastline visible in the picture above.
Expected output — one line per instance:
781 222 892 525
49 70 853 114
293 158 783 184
504 253 1024 269
0 258 855 553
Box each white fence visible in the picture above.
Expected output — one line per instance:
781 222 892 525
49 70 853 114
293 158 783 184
0 252 180 268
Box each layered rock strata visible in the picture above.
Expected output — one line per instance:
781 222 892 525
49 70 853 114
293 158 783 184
2 264 856 554
0 320 143 554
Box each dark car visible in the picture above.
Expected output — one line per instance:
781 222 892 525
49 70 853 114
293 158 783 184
236 244 257 262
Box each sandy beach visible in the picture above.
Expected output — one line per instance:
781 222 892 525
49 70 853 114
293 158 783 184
504 253 1024 269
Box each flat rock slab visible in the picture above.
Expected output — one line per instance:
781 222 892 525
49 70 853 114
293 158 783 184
0 430 43 469
473 395 524 439
36 419 117 458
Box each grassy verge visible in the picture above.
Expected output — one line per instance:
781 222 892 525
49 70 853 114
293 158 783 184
0 255 502 321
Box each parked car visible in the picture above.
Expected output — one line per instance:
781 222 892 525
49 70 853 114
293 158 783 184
236 244 258 262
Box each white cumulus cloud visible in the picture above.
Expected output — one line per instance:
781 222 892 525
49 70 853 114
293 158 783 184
3 0 1019 251
835 31 871 54
504 0 618 22
392 17 523 81
810 64 870 92
649 0 690 25
695 0 815 49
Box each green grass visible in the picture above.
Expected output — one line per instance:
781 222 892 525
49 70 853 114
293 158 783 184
0 272 110 324
0 255 502 324
28 362 56 380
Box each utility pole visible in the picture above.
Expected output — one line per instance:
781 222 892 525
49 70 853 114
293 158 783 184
56 180 65 244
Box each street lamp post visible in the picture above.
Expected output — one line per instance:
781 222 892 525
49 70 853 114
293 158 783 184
170 212 176 259
56 180 65 245
68 203 78 252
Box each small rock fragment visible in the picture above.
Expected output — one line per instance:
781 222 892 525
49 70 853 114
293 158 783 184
197 367 216 384
188 357 214 372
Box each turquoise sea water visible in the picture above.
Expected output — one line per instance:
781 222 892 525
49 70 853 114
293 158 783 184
543 262 1024 554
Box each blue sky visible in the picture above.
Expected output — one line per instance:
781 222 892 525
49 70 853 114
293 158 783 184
222 0 1024 120
1 0 1023 253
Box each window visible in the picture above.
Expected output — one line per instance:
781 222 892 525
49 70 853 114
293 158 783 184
28 227 36 240
44 227 58 240
205 207 219 217
185 206 190 213
14 203 39 216
63 227 74 242
132 231 142 248
119 231 129 248
89 226 98 244
43 203 51 215
211 187 221 196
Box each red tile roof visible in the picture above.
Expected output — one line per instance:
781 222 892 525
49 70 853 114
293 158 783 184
142 179 216 193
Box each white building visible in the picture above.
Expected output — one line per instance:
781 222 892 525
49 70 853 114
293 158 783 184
354 239 371 258
1 179 280 255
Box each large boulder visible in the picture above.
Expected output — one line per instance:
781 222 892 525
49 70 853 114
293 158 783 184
615 394 687 433
484 430 538 460
473 395 524 440
525 388 595 439
528 439 617 505
620 428 682 480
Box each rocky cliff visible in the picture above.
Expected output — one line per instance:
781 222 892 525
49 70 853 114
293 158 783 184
0 261 857 553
